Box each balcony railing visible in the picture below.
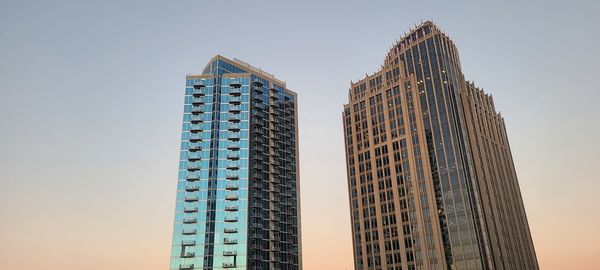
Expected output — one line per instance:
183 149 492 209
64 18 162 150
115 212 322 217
182 229 197 235
181 252 195 258
189 135 203 143
224 228 238 233
228 124 241 131
181 240 196 246
225 205 238 211
223 238 237 244
185 185 199 192
190 115 204 124
229 96 241 105
228 115 241 122
191 97 205 105
179 263 194 269
192 88 205 97
229 105 241 113
226 184 239 190
224 216 238 222
225 194 239 201
189 124 202 133
187 164 200 171
223 250 237 256
182 218 197 224
227 143 240 150
226 174 239 180
223 263 236 268
193 83 205 89
186 174 199 181
227 153 240 160
191 105 203 114
183 206 198 213
188 154 201 162
226 162 239 169
228 132 240 140
184 196 199 202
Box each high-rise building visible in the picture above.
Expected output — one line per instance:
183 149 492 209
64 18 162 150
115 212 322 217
170 55 301 270
343 22 538 270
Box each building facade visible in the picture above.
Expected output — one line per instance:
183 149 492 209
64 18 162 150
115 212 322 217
170 55 301 270
343 22 538 270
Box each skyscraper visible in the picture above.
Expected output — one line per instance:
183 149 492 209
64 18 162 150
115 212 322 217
343 22 538 270
170 55 301 270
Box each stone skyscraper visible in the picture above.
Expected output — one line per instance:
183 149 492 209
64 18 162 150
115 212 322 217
170 55 301 270
343 22 538 270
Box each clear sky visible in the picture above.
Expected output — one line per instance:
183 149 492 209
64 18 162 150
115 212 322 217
1 0 598 269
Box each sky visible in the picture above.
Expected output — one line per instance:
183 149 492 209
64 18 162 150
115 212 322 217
0 0 599 269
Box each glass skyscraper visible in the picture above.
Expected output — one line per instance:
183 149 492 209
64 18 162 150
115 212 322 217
170 55 301 270
343 22 538 269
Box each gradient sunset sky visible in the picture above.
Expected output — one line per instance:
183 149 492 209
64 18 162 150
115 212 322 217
1 0 599 269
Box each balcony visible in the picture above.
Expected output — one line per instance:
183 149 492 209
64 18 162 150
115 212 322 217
185 185 199 192
227 143 240 150
181 240 196 246
191 105 203 114
182 218 197 224
191 97 205 105
187 164 200 171
228 124 241 132
182 229 197 235
227 152 240 160
189 135 203 143
190 115 204 124
225 194 239 201
186 174 199 181
223 238 238 245
224 216 238 222
226 174 239 180
183 207 198 213
189 124 202 133
226 184 239 190
228 115 241 122
188 154 201 162
225 205 238 211
229 87 242 95
251 80 263 87
226 162 239 169
184 196 199 202
192 88 205 97
224 227 238 233
227 132 240 141
179 263 194 269
229 105 241 113
229 96 241 105
223 250 237 256
193 83 205 89
181 252 195 258
223 263 236 268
